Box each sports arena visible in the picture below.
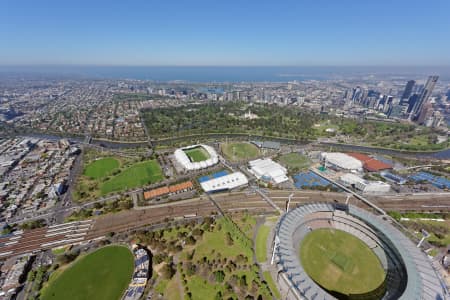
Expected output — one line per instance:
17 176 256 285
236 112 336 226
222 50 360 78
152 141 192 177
174 144 219 171
273 203 446 300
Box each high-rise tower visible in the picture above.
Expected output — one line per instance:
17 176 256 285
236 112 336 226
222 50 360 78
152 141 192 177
409 75 438 122
400 80 415 104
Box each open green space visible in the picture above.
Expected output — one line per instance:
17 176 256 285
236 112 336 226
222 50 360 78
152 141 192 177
256 225 270 263
138 214 273 299
221 142 260 162
142 102 319 140
41 245 134 300
164 276 182 300
277 152 310 171
428 232 450 248
101 160 163 194
74 149 164 202
154 279 169 295
186 275 222 300
84 157 120 179
313 120 339 135
396 217 450 248
263 271 281 299
141 102 448 151
300 229 385 296
184 147 210 162
362 123 448 151
51 247 67 256
192 218 253 261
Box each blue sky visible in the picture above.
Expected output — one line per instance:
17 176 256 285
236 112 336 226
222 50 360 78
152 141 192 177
1 0 449 66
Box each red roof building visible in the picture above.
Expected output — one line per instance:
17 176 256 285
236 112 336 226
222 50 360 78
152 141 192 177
144 181 194 200
346 152 393 172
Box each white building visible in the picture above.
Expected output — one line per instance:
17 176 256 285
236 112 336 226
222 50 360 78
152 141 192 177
200 172 248 193
320 152 363 172
174 144 219 171
248 158 289 184
340 173 390 194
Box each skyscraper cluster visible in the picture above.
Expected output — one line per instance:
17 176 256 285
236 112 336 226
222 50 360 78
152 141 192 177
408 75 439 123
345 75 442 127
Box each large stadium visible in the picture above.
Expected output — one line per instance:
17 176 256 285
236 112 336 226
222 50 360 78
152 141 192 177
174 144 219 171
273 203 446 300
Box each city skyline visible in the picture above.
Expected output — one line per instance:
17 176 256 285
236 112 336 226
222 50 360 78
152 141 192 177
1 0 450 66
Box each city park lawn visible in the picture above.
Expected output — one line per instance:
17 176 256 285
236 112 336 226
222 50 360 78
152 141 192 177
41 245 134 300
148 214 273 300
255 225 270 263
300 229 385 295
83 157 120 179
164 276 182 300
183 147 210 162
192 218 253 261
221 142 260 162
100 160 163 195
263 271 281 299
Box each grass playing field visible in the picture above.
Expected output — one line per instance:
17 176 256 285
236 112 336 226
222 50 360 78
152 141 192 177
84 157 120 179
41 245 134 300
100 160 163 195
277 152 310 170
221 142 260 162
300 229 385 296
184 147 210 162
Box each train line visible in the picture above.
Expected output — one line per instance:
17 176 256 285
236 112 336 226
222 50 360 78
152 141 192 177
0 190 448 259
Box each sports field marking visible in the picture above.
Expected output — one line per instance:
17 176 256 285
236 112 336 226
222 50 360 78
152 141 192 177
300 228 385 295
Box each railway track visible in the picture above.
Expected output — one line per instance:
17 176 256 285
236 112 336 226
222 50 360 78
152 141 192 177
1 190 448 259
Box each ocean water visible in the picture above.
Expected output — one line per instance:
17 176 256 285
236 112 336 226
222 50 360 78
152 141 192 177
1 66 450 82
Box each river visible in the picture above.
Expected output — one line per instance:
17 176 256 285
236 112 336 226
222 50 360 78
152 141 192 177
19 132 450 159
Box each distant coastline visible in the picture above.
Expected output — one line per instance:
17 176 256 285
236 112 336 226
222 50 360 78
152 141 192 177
1 65 450 82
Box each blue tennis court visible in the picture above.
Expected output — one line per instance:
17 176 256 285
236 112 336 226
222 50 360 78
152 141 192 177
409 171 450 189
380 171 406 184
198 170 229 183
293 171 335 188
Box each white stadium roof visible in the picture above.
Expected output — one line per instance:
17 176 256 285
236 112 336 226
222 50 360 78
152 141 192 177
320 152 363 171
200 172 248 193
174 144 219 171
248 158 289 184
340 173 366 185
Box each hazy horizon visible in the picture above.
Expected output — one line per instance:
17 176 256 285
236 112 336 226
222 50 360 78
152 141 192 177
2 65 450 82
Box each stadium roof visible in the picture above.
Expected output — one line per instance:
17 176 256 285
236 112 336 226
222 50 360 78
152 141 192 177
248 158 289 184
174 144 218 171
346 152 393 172
275 203 446 300
200 172 248 192
320 152 363 171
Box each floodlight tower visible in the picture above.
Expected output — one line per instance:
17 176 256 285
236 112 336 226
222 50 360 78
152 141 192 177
286 193 294 212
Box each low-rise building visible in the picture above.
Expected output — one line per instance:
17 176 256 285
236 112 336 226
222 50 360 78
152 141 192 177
340 173 390 194
248 158 289 184
200 172 248 193
320 152 363 172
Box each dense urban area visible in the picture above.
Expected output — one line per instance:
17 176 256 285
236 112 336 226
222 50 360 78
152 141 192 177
0 73 449 300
